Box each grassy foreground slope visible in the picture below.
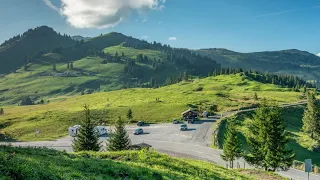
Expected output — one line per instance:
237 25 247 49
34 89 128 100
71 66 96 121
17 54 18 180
0 74 304 141
218 106 319 166
0 146 284 180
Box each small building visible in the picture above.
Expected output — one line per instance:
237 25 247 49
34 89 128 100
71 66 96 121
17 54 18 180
130 143 152 150
181 109 198 120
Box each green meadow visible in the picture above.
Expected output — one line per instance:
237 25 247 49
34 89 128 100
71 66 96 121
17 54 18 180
0 74 304 141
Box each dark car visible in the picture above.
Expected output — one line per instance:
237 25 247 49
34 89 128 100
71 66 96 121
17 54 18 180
172 119 179 124
180 124 188 131
137 121 145 126
133 128 143 135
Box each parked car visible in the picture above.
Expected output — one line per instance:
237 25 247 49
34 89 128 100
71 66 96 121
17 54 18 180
180 124 188 131
187 118 194 124
133 128 144 135
172 119 179 124
94 126 107 136
137 121 145 126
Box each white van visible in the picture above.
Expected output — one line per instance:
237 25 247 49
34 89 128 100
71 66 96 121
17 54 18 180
68 125 107 137
68 125 81 137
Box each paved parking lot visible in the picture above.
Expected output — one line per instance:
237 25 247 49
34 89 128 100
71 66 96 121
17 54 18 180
1 117 217 152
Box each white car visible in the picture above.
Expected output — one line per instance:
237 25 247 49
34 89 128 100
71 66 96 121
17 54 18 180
94 126 107 136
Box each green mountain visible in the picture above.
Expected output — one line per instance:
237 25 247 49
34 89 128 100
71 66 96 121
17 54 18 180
0 25 318 105
0 27 221 105
197 48 320 79
0 26 75 74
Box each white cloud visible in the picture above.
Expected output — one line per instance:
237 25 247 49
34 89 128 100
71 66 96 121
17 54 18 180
168 37 177 41
141 36 148 39
43 0 59 12
44 0 166 29
317 53 320 57
142 19 148 23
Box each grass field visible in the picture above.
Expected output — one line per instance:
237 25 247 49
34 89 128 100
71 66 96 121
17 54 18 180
0 74 305 141
0 45 178 105
218 105 320 166
0 55 128 105
0 145 285 180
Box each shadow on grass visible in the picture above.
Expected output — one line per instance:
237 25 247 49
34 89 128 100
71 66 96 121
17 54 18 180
287 132 320 166
0 134 17 142
0 122 17 142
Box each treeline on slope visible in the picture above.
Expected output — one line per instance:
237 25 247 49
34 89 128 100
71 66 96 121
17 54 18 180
0 26 76 74
214 68 314 89
165 68 314 89
123 38 221 75
57 34 221 87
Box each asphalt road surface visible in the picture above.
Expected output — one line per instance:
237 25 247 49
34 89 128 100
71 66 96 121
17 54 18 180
2 101 319 180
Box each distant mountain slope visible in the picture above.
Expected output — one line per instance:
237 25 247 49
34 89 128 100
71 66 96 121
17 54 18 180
197 48 320 79
0 26 76 74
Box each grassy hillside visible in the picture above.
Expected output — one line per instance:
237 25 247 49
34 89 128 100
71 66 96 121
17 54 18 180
0 56 127 105
218 106 320 166
0 29 220 105
0 26 75 74
197 48 320 80
0 74 306 141
0 145 285 180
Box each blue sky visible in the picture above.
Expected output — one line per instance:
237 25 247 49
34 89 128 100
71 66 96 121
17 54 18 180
1 0 320 54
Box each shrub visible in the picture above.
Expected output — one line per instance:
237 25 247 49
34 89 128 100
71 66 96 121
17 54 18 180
20 96 34 106
194 87 203 91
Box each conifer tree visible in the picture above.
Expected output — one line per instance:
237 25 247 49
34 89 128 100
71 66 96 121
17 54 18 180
184 71 188 81
53 62 56 71
245 100 295 171
221 121 243 168
302 90 320 144
107 117 131 151
72 105 101 152
127 109 133 122
0 108 4 115
67 62 70 69
24 63 28 71
254 92 258 101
